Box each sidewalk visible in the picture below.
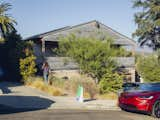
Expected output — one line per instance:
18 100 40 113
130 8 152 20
0 82 120 111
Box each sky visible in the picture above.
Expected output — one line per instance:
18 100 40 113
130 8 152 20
2 0 138 40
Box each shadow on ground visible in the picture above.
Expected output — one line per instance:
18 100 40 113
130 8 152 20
122 109 150 116
0 95 55 114
84 99 96 102
0 81 22 94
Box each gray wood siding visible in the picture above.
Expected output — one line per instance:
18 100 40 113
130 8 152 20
33 44 44 64
44 57 135 70
45 57 78 70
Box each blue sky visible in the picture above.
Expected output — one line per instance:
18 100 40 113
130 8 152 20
3 0 137 40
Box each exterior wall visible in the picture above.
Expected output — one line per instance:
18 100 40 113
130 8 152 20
45 57 78 70
33 43 44 65
114 57 135 67
126 67 135 83
115 57 135 82
50 70 80 80
32 45 136 82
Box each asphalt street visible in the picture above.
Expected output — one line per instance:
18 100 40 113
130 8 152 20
0 82 157 120
0 109 157 120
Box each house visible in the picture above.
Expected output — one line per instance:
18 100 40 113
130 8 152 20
25 20 137 82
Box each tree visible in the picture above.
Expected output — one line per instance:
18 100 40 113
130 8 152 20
136 55 160 82
57 35 124 93
6 35 37 81
4 31 22 81
0 2 16 42
17 41 37 81
58 34 117 80
133 0 160 49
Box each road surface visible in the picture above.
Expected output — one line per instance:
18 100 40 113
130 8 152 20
0 109 156 120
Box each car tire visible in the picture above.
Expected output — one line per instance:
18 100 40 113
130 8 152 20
152 100 160 118
120 106 127 111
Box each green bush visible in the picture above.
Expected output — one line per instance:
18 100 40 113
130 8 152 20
57 34 118 80
18 41 37 81
56 34 127 93
99 70 123 94
136 55 160 82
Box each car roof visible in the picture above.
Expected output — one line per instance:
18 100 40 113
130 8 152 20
123 82 160 87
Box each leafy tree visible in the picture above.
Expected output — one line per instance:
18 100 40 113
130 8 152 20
0 2 16 42
18 41 37 81
58 35 117 80
136 55 160 82
133 0 160 49
4 31 22 81
57 35 124 93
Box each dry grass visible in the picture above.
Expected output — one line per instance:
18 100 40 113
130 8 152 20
26 77 63 96
49 71 99 98
62 76 98 99
83 92 90 98
26 76 118 100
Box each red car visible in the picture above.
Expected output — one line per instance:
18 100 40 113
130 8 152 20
119 83 160 118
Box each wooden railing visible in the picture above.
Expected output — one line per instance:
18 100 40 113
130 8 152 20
45 57 135 71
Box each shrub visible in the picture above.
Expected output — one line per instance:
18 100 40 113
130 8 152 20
56 34 128 93
64 77 98 99
64 78 81 95
2 31 22 81
18 41 37 81
82 79 99 99
57 34 117 80
99 70 123 94
136 55 160 82
49 75 66 89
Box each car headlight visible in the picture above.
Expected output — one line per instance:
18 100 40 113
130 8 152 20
138 96 154 100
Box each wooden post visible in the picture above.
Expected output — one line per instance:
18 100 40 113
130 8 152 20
41 39 45 54
131 68 135 82
131 44 136 82
132 45 136 56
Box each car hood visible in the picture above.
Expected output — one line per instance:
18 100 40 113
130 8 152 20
121 91 156 97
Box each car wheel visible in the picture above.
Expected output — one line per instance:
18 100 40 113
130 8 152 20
152 100 160 118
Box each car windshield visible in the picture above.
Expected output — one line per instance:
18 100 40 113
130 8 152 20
123 83 160 92
137 84 160 91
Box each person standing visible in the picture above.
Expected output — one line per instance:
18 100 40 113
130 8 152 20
42 61 50 84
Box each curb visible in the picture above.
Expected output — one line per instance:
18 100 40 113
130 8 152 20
47 106 121 111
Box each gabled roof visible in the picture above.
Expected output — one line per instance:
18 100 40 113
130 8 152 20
24 26 70 40
98 21 136 46
25 20 136 46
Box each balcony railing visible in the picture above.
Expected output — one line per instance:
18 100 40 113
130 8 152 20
114 57 135 67
45 57 135 71
45 57 78 70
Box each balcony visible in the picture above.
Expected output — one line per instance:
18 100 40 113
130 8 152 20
45 57 135 71
114 57 135 68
